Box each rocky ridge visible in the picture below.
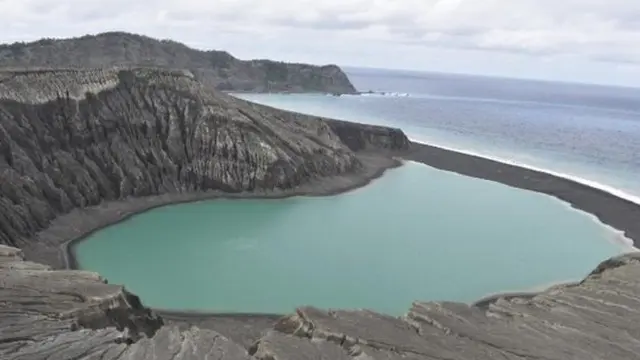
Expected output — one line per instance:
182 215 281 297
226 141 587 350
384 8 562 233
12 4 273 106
0 68 407 255
0 32 357 94
3 243 640 359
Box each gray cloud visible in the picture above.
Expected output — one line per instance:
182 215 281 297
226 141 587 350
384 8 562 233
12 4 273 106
64 2 136 22
592 54 640 65
1 0 640 66
271 17 372 31
25 0 59 15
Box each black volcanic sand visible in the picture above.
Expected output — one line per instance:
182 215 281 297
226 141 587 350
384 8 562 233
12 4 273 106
404 141 640 247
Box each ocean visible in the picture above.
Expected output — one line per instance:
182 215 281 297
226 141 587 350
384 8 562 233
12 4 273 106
239 67 640 203
74 68 639 315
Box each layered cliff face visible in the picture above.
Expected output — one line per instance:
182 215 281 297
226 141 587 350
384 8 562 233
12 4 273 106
0 32 357 94
0 68 408 250
3 243 640 360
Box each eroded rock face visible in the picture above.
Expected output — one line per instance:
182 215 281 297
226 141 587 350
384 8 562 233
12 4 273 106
0 32 358 94
0 68 408 249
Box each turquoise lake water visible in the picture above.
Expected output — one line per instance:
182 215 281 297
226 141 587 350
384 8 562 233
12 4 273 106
75 161 627 315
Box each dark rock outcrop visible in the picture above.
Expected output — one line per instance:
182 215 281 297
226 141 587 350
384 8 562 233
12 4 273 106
3 243 640 359
0 32 357 94
0 68 407 256
326 119 410 152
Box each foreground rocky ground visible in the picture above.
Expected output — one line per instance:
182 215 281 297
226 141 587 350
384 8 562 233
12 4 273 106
3 243 640 359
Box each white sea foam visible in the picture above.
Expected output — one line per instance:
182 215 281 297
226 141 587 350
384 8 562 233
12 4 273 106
408 136 640 206
347 91 640 117
404 93 640 116
350 91 411 98
563 202 639 252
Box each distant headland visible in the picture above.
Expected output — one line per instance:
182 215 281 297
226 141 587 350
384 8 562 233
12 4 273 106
0 31 357 94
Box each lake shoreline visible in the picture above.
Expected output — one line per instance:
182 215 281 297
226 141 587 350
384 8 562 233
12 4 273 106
60 139 640 275
404 141 640 249
22 153 402 270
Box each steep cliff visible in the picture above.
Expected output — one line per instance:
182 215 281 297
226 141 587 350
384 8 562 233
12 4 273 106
3 243 640 359
0 68 408 253
326 119 410 152
0 32 357 94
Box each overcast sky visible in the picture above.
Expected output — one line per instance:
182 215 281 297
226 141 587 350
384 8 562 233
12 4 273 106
1 0 640 87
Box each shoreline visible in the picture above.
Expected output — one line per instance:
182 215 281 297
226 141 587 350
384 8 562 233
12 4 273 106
406 159 638 251
554 199 638 251
408 137 640 206
471 279 583 309
404 141 640 249
42 153 403 270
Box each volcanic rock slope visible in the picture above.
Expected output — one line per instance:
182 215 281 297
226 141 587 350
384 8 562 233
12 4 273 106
0 32 357 93
0 68 406 255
